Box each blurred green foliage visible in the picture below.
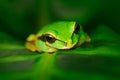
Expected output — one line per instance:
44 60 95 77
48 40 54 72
0 0 120 80
0 0 120 39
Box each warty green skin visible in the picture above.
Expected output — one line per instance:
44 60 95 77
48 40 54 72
35 21 87 52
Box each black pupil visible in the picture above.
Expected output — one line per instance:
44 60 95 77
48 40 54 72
38 34 56 43
74 23 80 34
45 35 56 43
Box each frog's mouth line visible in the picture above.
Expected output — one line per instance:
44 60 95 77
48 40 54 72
45 39 79 50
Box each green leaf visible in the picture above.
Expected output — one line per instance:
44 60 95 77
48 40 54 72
0 24 120 80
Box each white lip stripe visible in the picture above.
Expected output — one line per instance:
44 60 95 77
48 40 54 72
46 39 79 50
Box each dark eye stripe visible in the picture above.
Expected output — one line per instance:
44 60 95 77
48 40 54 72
38 35 46 42
74 23 80 34
38 34 56 43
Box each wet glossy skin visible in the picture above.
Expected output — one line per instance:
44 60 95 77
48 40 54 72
26 21 91 52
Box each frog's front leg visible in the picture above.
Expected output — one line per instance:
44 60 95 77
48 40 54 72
26 34 42 52
85 34 91 42
77 34 91 46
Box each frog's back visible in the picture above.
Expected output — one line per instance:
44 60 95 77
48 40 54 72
37 21 76 41
38 21 75 34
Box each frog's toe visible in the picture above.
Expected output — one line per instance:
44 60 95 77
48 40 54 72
26 42 42 52
85 34 91 42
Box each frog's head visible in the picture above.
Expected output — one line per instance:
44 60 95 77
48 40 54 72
35 21 81 52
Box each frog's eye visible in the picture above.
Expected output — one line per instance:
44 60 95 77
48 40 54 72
45 34 56 43
38 34 56 43
74 23 80 34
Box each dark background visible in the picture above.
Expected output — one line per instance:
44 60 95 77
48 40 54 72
0 0 120 39
0 0 120 80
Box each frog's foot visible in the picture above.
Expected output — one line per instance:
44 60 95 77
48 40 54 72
26 34 42 52
76 34 91 47
85 34 91 42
